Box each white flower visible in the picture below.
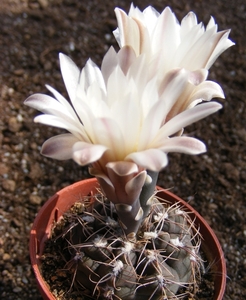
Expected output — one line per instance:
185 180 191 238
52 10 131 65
113 4 234 75
25 47 222 174
113 4 234 124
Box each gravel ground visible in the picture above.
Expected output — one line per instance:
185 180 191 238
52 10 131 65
0 0 245 299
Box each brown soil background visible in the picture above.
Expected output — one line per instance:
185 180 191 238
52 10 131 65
0 0 245 299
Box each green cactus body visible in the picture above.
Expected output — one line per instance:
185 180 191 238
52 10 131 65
48 193 202 300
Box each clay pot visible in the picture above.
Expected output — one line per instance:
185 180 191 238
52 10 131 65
30 178 226 300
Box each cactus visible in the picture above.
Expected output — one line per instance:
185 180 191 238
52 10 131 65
45 190 202 300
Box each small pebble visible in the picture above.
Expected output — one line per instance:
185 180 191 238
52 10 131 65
13 69 25 76
8 117 21 133
13 287 22 293
0 163 9 175
38 0 49 8
29 194 42 205
22 276 28 284
3 253 11 261
2 179 16 192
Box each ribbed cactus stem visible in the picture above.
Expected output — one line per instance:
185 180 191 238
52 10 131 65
46 192 203 299
115 200 143 236
139 170 159 218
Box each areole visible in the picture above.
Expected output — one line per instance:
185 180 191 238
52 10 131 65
29 178 226 300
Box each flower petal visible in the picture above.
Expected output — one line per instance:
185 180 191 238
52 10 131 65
33 114 87 140
177 29 230 70
118 46 138 75
81 58 106 92
89 167 113 187
158 68 189 113
101 46 118 83
126 149 168 172
158 136 206 155
138 69 190 150
91 117 126 160
152 7 180 59
189 80 225 104
72 142 108 166
114 7 141 55
41 134 80 160
188 69 208 85
25 93 78 120
125 171 147 200
180 11 199 34
110 87 141 153
45 84 78 116
106 65 129 108
106 161 139 176
59 53 80 103
25 91 90 142
205 30 235 69
156 101 222 139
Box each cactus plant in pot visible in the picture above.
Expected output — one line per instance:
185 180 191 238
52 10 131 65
26 4 233 300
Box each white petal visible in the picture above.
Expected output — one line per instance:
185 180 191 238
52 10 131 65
189 81 225 104
114 8 141 55
179 29 227 70
113 8 127 47
59 53 80 103
138 93 164 150
45 84 77 117
180 12 198 33
206 16 216 30
33 114 73 129
205 30 235 69
82 58 106 92
33 114 88 142
117 46 137 75
140 76 159 118
91 118 125 161
86 83 110 118
69 96 109 145
158 136 206 154
106 161 139 176
152 7 180 71
72 142 108 166
172 35 203 69
188 69 208 85
101 46 118 83
158 69 189 113
126 149 168 172
106 65 129 107
25 93 78 120
152 7 180 53
142 6 159 33
154 101 222 140
41 134 80 160
111 89 141 153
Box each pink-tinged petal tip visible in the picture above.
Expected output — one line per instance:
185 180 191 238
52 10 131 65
72 142 108 166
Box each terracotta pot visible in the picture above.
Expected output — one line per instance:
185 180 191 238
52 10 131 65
30 178 226 300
